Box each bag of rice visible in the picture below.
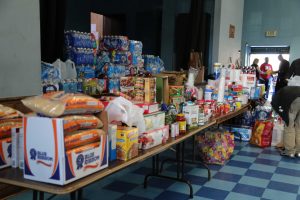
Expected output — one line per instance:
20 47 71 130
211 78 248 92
22 92 104 117
0 118 23 138
63 115 103 133
64 129 105 150
0 104 23 119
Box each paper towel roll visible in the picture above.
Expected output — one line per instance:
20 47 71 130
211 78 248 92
217 68 226 103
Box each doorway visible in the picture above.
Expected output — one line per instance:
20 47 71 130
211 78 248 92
246 46 290 101
247 46 290 70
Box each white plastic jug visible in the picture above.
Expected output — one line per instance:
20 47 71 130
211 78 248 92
52 59 67 79
65 59 77 79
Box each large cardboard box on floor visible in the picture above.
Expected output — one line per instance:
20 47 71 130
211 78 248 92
23 116 108 185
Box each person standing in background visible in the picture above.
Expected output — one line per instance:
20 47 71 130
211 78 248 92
274 54 289 92
271 86 300 158
259 57 273 98
287 58 300 78
251 58 260 80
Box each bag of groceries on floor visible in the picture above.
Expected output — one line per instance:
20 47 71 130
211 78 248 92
197 130 235 165
250 120 274 147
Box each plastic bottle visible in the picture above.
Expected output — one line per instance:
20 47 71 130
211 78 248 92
176 114 187 135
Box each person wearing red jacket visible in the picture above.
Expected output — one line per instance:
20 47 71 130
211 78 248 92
259 57 273 98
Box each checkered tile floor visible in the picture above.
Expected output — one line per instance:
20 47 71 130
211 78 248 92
9 142 300 200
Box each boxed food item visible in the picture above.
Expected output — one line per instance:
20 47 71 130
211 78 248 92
155 75 169 104
139 125 169 150
169 86 184 97
144 112 165 132
11 127 24 169
116 126 138 161
108 124 117 162
135 103 160 114
120 77 156 103
23 116 108 185
0 137 11 169
183 104 199 129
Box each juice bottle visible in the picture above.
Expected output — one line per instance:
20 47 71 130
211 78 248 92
176 114 186 135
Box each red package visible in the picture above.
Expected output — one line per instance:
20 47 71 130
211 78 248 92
250 120 274 147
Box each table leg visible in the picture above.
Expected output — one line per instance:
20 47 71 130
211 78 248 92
176 143 181 179
143 141 194 198
32 190 38 200
144 156 156 188
39 191 44 200
77 189 83 200
70 191 76 200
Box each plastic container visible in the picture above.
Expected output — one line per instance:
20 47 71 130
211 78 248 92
176 114 186 135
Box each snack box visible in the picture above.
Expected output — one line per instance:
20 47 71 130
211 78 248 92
116 126 138 161
108 124 117 162
136 103 160 114
139 125 169 150
169 85 184 97
144 111 165 132
23 116 108 185
11 127 24 169
183 104 199 129
0 137 11 169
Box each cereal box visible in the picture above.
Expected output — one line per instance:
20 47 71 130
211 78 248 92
116 126 138 161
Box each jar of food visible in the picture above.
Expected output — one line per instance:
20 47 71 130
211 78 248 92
176 114 187 135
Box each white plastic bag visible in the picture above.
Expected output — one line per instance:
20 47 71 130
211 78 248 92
105 97 145 135
271 121 284 146
287 76 300 86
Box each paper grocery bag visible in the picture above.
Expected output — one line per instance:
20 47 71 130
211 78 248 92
189 50 205 84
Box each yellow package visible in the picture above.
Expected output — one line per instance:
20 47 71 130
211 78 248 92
116 126 138 161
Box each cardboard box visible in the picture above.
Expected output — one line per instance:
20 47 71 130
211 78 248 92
23 116 108 185
120 77 156 103
116 126 138 161
183 105 199 129
169 86 184 97
140 125 169 150
144 111 165 132
136 103 160 114
108 124 117 162
11 128 24 169
0 137 11 169
155 75 169 104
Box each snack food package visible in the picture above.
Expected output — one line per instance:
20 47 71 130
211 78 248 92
22 92 104 117
250 120 274 147
116 126 138 161
64 129 105 150
0 118 23 139
63 115 103 133
0 104 23 119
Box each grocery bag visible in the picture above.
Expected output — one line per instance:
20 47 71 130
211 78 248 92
197 130 235 165
250 120 274 147
271 121 284 147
